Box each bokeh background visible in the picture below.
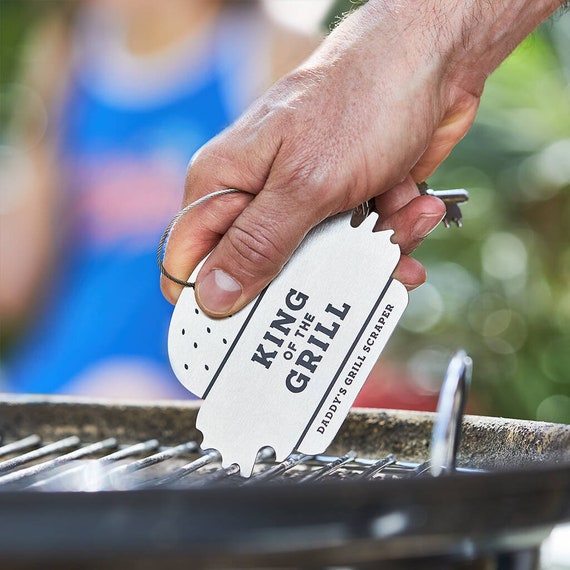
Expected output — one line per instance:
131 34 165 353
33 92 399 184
371 4 570 424
1 0 568 422
332 1 569 423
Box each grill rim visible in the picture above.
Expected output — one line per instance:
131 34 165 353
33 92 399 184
0 394 568 469
0 462 568 563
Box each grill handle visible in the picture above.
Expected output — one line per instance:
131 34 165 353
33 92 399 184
430 350 472 476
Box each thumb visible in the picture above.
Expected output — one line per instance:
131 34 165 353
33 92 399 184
193 154 335 317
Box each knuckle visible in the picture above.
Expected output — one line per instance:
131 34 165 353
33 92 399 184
184 134 233 187
160 276 182 305
225 217 288 280
186 137 217 175
278 151 338 211
184 146 213 195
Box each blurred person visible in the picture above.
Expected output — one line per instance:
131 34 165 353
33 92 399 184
0 0 318 398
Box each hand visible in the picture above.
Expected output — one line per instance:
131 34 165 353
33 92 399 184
161 0 561 316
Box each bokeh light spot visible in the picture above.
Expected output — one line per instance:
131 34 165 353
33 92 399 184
536 394 570 423
539 336 570 385
400 283 444 333
482 232 528 281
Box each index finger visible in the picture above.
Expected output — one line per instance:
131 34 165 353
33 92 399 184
160 189 253 304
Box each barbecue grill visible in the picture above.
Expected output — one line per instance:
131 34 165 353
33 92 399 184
0 355 568 569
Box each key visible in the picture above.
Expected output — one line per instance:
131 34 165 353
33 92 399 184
350 201 372 228
418 184 469 228
350 183 469 229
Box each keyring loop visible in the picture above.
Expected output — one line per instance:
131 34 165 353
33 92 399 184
157 188 250 288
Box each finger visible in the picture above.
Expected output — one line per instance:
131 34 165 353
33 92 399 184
393 255 427 291
374 194 446 255
373 174 419 218
160 111 283 305
411 92 479 182
160 191 253 304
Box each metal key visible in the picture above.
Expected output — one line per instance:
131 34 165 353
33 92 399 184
350 183 469 228
417 183 469 228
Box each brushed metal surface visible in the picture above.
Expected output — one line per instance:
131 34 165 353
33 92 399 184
169 212 407 475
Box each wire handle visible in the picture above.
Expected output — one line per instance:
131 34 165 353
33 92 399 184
157 188 250 288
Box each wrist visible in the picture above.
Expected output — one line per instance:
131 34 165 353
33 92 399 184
407 0 560 95
361 0 563 96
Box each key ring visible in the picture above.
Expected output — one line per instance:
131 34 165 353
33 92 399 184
157 188 250 288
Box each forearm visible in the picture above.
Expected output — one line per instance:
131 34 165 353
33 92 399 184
296 0 564 185
349 0 565 96
442 0 564 94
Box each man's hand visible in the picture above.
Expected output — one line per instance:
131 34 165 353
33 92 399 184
161 0 562 316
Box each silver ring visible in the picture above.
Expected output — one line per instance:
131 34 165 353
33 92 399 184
157 188 250 288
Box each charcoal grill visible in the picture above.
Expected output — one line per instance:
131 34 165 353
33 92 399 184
0 355 569 569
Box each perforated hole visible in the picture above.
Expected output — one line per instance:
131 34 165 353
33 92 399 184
170 289 249 397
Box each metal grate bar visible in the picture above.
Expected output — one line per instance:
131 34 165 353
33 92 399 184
99 439 161 464
0 438 117 488
186 462 242 488
0 436 80 475
414 461 433 477
148 449 221 488
30 439 161 490
357 454 396 479
244 452 313 484
300 451 357 482
107 441 199 478
0 435 42 459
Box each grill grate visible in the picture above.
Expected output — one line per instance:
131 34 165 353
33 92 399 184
0 433 469 492
0 351 477 492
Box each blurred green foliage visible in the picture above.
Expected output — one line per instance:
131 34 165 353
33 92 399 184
0 1 38 90
0 0 61 132
0 1 59 75
1 1 568 422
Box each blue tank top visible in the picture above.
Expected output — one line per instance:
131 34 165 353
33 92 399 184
5 7 267 397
